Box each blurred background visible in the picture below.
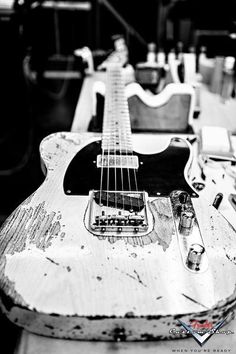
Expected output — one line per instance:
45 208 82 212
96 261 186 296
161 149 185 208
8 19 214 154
1 1 236 351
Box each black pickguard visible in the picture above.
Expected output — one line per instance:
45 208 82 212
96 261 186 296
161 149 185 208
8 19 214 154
63 138 197 197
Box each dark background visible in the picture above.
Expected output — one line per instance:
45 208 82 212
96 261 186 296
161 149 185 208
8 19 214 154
0 0 236 352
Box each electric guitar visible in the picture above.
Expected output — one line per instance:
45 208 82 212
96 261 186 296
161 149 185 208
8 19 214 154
0 64 236 341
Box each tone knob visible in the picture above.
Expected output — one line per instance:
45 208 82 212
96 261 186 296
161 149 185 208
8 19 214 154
180 209 195 229
187 244 205 270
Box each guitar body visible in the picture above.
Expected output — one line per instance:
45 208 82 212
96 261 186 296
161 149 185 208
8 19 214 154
0 132 236 341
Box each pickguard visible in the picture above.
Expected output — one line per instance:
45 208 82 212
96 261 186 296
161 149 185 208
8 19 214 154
63 137 197 197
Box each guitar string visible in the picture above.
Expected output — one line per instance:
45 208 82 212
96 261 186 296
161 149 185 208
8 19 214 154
110 66 125 212
122 76 141 209
118 73 125 211
129 121 140 212
99 65 141 227
118 68 133 212
120 68 140 212
115 71 124 210
113 69 117 210
110 67 121 211
99 68 110 215
113 67 124 211
106 68 111 209
106 66 128 213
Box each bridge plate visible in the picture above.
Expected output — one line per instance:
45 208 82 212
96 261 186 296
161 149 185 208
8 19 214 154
88 190 149 236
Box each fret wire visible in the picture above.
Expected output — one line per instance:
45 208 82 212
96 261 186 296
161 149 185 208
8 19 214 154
102 66 132 153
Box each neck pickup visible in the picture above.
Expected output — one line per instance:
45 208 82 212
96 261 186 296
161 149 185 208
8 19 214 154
97 154 139 169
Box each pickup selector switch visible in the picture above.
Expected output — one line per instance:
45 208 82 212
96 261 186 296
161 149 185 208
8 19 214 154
177 191 189 215
179 191 188 205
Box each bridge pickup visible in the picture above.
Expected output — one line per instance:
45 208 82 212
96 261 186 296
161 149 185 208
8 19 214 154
96 155 139 169
94 191 144 212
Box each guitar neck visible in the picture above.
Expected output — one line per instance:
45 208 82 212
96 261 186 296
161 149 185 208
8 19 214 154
102 65 133 154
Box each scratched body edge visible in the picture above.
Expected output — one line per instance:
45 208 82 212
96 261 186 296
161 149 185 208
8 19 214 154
0 291 235 340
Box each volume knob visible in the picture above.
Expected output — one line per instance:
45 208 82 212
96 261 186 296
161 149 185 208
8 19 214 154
180 210 195 229
187 244 205 270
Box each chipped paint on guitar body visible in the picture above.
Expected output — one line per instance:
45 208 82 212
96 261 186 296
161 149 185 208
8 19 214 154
0 132 236 340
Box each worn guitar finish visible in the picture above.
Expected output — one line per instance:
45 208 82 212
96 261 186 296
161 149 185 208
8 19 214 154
0 65 236 341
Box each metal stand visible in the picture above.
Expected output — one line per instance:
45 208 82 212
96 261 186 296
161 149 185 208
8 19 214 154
96 0 146 48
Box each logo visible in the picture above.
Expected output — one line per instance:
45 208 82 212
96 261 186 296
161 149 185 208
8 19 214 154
169 317 234 346
178 318 227 346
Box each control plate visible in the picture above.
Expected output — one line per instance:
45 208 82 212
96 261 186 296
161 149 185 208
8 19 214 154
170 190 208 273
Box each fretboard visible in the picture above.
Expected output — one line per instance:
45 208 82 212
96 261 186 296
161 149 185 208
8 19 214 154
101 64 133 153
